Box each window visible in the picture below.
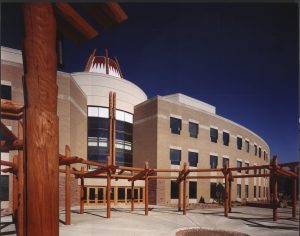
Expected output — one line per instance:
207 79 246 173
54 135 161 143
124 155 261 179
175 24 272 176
259 186 261 198
254 186 257 198
263 187 265 197
189 181 197 198
237 137 242 150
223 132 229 146
237 184 241 198
210 155 218 169
0 175 9 201
188 152 198 167
245 185 249 198
210 128 218 143
245 140 250 153
1 84 11 100
254 144 257 156
170 117 181 134
245 162 249 174
189 122 198 138
210 183 217 199
237 160 242 173
170 149 181 165
263 151 266 160
259 147 261 158
254 166 257 175
171 180 179 199
222 157 229 168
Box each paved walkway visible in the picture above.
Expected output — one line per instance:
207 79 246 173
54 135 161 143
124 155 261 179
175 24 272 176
58 205 298 236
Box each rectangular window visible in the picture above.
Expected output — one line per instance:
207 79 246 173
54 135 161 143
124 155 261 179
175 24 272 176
210 182 217 199
210 155 218 169
245 140 250 153
222 157 229 168
189 181 197 199
259 186 261 197
237 160 242 173
254 144 257 156
170 117 182 134
254 186 257 198
254 166 257 175
223 132 229 146
0 175 9 201
189 122 198 138
170 149 181 165
263 151 266 160
237 184 241 198
245 162 249 174
210 128 218 143
171 180 179 199
1 84 12 100
259 147 261 158
245 185 249 198
237 137 242 150
188 152 198 167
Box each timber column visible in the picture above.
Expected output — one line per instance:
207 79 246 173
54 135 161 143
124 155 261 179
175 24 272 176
23 4 59 235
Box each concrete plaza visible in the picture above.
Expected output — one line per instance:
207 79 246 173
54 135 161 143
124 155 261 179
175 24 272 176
58 205 298 236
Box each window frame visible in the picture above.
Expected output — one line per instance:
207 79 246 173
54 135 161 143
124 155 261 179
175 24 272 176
170 117 182 135
188 122 198 138
210 128 218 143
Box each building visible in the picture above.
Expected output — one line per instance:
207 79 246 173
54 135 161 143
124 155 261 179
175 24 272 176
133 94 270 205
1 46 271 209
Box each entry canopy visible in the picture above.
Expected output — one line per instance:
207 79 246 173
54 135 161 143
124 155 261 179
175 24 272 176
54 2 128 44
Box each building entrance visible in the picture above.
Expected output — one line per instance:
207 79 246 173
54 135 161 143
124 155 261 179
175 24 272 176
84 186 144 205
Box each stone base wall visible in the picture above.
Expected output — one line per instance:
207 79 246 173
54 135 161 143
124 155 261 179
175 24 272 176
59 175 80 209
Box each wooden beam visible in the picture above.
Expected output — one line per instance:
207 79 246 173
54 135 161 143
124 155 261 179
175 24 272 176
109 92 113 166
54 3 98 44
189 168 223 172
84 48 97 72
1 112 23 120
65 145 71 225
131 180 134 211
229 165 270 172
224 161 229 217
0 139 23 152
148 176 177 179
228 179 232 213
232 174 270 179
1 99 23 114
83 165 117 178
1 121 17 141
1 160 17 168
112 92 116 166
23 4 59 235
183 162 187 215
80 166 85 214
278 162 299 168
187 175 224 179
178 173 181 211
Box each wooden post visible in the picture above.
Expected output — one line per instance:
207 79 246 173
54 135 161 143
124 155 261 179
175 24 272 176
229 179 232 213
145 161 149 216
224 161 229 217
109 92 113 166
183 162 187 215
23 4 59 235
107 171 111 218
131 180 134 211
12 155 18 220
292 167 297 219
272 156 278 221
178 178 181 211
80 166 84 214
18 120 25 236
65 145 71 225
112 92 116 166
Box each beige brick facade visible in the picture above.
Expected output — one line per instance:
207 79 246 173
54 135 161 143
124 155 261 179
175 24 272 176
133 95 270 205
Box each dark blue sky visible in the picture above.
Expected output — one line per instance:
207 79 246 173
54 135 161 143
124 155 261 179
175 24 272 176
1 3 298 163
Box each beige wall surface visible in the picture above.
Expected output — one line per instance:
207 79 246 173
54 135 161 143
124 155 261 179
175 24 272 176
134 96 270 205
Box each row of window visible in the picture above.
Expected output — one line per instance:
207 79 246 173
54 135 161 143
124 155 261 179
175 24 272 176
88 106 133 124
170 149 268 174
170 181 268 200
170 117 268 161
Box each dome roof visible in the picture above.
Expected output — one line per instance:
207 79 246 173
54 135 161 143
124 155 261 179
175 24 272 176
85 49 124 79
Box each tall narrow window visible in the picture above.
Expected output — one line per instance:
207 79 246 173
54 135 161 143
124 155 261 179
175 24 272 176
254 144 257 156
237 184 241 198
254 166 257 175
189 181 197 199
189 122 198 138
245 162 249 174
188 152 198 167
237 160 242 173
1 84 11 100
245 185 249 198
170 117 181 134
254 186 257 198
245 140 250 153
222 157 229 168
210 128 218 143
263 151 266 160
223 132 229 146
237 137 242 150
210 155 218 169
170 149 181 165
171 180 179 199
210 182 217 199
259 186 261 197
258 147 261 158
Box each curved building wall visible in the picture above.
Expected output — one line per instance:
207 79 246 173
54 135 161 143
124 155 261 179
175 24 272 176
133 94 270 205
